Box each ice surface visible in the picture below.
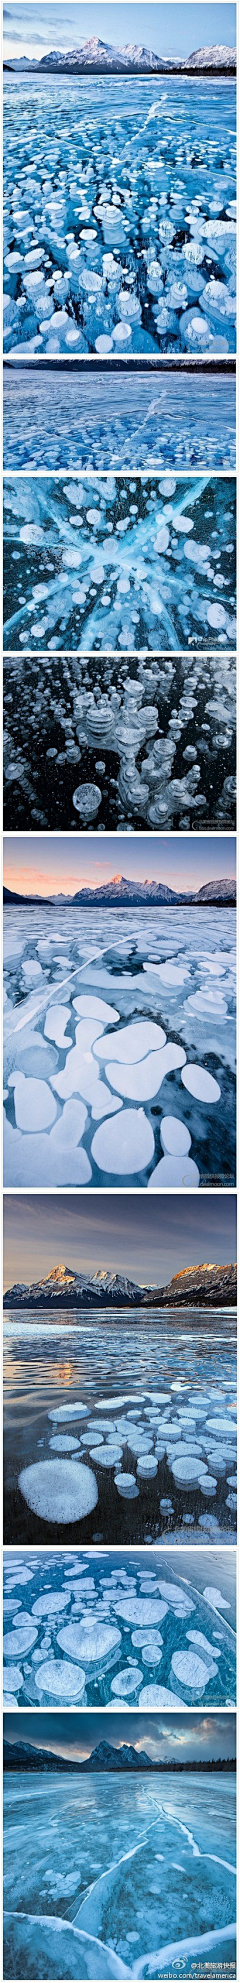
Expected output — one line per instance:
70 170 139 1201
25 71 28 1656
3 1546 236 1706
3 75 236 356
3 1911 127 1979
3 475 236 654
4 366 236 474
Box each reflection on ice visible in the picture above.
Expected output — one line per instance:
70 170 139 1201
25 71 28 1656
3 475 236 652
3 906 236 1186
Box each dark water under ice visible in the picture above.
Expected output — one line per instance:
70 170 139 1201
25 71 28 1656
3 648 236 833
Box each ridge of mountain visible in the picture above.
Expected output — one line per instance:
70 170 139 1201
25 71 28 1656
3 875 236 907
5 39 236 74
143 1260 237 1308
3 1738 235 1774
3 1259 237 1310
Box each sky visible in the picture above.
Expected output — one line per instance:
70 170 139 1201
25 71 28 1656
4 4 237 64
3 1190 237 1288
3 834 236 898
4 1710 236 1763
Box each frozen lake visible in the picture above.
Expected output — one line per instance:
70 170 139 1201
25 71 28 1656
3 365 236 471
3 474 236 652
3 1769 236 1978
3 76 236 356
3 1312 237 1545
3 906 236 1187
3 1543 236 1709
3 648 236 834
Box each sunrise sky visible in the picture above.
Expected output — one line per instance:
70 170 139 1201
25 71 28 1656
3 1190 237 1288
4 1710 236 1764
4 3 236 65
3 834 236 898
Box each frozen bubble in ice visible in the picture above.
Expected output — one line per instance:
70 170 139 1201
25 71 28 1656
90 1445 123 1466
4 1623 38 1654
18 1460 98 1524
72 784 101 819
111 1667 142 1696
158 1584 194 1614
57 1620 121 1671
137 1456 158 1478
115 1475 139 1499
160 1117 191 1156
91 1108 154 1175
19 524 44 546
207 603 227 629
203 1588 230 1611
21 960 43 984
187 1631 220 1657
95 336 113 354
141 1642 163 1666
181 1064 221 1103
171 1455 208 1484
139 1684 182 1706
44 1005 72 1048
3 1664 23 1691
9 1072 57 1132
32 1592 70 1618
49 1435 81 1452
171 1649 218 1693
148 1155 200 1187
73 996 120 1024
48 1404 89 1422
96 1021 166 1064
113 1599 168 1625
155 525 170 554
35 1658 86 1698
145 961 189 987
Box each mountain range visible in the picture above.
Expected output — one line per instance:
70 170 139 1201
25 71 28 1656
3 1258 237 1310
4 39 236 75
3 1739 235 1774
3 874 236 907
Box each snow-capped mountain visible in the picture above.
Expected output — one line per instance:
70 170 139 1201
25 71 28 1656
3 875 236 907
187 44 236 70
6 39 236 75
144 1261 237 1309
4 1258 237 1311
3 1737 153 1772
3 1261 145 1307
